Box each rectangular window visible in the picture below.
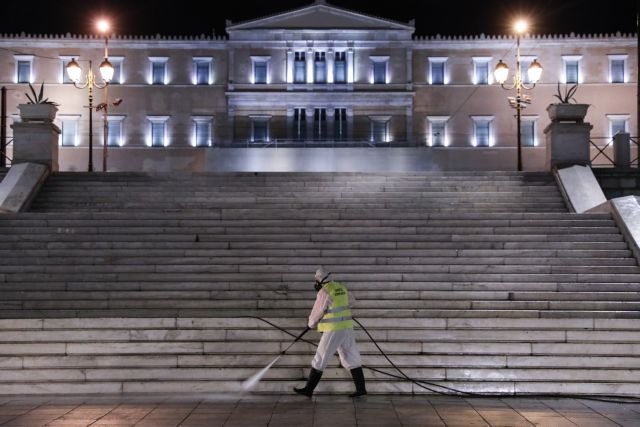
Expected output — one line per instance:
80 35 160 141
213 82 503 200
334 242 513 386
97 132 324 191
474 61 489 85
61 58 75 84
294 52 306 83
371 119 389 142
372 60 387 84
17 60 31 83
334 52 346 84
194 58 211 85
565 60 579 84
429 58 447 85
334 108 347 140
150 59 167 85
521 120 536 147
611 119 627 136
60 120 78 147
195 121 211 147
610 58 625 83
151 122 165 147
313 108 327 140
107 119 123 147
253 59 268 84
519 58 534 84
251 118 269 142
474 121 491 147
314 52 326 84
431 122 445 147
293 108 306 140
110 58 123 84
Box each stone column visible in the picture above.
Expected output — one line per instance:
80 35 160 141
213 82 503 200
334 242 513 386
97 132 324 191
347 48 355 84
306 49 314 84
326 49 334 84
614 132 631 170
306 108 315 141
11 121 60 171
544 122 593 170
286 49 294 84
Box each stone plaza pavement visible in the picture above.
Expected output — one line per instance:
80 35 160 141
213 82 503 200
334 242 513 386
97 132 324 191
0 394 638 427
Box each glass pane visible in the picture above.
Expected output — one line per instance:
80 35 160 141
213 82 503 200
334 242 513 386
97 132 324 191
294 61 306 83
109 61 121 84
373 62 386 84
520 60 532 84
61 121 76 146
476 122 490 147
475 62 488 85
151 122 165 147
431 62 444 85
372 121 387 142
152 62 165 84
313 109 326 139
253 120 268 142
521 121 535 147
565 60 579 84
62 59 72 84
196 61 209 85
17 61 30 83
611 59 624 83
431 122 445 146
254 62 267 84
334 60 346 83
195 122 210 146
611 119 626 136
107 121 121 147
315 62 326 84
293 109 306 140
334 109 347 140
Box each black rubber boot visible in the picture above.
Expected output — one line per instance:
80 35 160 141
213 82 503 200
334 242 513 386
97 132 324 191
294 368 323 397
349 367 367 397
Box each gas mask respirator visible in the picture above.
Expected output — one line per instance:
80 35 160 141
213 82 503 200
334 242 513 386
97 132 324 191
314 273 331 292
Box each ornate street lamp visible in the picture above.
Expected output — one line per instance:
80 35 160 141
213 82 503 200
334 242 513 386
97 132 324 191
97 19 111 172
66 40 113 172
494 20 543 172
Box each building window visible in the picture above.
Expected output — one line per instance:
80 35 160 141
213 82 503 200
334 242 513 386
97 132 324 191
370 56 389 85
314 52 327 84
15 56 33 84
609 55 627 83
472 116 494 147
520 118 537 147
293 108 306 140
472 57 491 85
106 116 125 147
148 116 169 147
294 52 306 84
109 57 123 84
334 108 347 140
563 56 581 84
60 57 76 84
59 116 80 147
607 114 629 138
251 56 270 85
313 108 327 140
519 57 536 85
370 116 391 142
193 57 212 85
427 116 449 147
193 116 213 147
334 52 346 84
149 57 168 85
251 116 270 142
429 57 447 85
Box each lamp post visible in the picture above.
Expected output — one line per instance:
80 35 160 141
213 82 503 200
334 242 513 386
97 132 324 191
494 20 543 172
66 53 113 172
97 19 111 172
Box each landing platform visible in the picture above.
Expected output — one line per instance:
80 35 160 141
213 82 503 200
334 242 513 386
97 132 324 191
0 394 637 426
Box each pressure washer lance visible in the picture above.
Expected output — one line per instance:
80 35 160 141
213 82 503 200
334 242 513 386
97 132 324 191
242 326 311 391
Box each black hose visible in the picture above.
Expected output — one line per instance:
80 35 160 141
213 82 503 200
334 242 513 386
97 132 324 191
244 315 640 404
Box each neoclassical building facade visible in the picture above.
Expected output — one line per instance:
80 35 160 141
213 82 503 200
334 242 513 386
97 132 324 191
0 1 637 171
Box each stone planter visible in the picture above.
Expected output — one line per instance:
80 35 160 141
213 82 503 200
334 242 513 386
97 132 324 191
18 103 58 123
546 103 589 123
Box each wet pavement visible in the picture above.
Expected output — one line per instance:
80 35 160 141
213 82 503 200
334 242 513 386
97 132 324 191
0 394 638 426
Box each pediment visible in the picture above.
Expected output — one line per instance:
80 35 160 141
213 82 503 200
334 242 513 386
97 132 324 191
227 1 414 32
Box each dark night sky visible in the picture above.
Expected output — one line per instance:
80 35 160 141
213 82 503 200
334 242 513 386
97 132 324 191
4 0 638 37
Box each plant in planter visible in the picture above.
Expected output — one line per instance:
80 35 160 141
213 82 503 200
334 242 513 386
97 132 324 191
546 82 589 123
18 82 59 122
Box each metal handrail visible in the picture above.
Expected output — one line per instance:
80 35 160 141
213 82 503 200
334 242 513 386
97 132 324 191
630 136 639 166
590 136 615 166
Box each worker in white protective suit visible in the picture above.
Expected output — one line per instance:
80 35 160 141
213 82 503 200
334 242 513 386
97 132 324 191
294 267 367 397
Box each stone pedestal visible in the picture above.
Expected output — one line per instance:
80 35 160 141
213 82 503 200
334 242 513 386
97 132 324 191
544 122 593 170
614 133 631 170
11 121 60 171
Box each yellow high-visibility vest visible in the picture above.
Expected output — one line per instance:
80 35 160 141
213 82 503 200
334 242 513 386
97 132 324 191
317 281 353 332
